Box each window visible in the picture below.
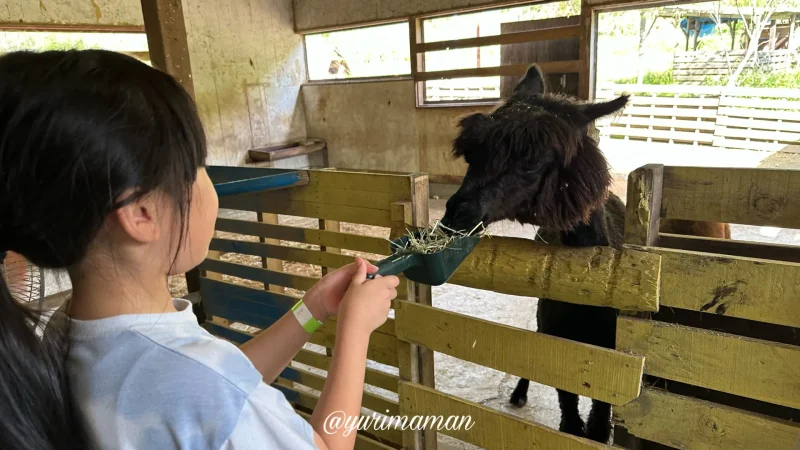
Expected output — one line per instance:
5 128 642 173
0 30 149 63
414 0 582 105
304 22 411 81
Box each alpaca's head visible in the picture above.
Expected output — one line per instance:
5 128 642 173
441 65 628 232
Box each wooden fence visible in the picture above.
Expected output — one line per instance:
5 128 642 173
617 164 800 450
596 83 800 151
673 50 795 84
197 167 665 450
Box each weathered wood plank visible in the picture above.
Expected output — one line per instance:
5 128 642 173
715 126 800 142
609 116 717 131
628 96 719 107
615 388 800 450
616 316 800 409
293 349 399 393
418 25 582 53
658 233 800 264
214 218 391 255
719 96 800 111
718 106 800 121
600 127 714 143
448 237 661 311
209 167 412 194
201 258 318 291
617 106 718 119
281 365 399 416
661 166 800 229
625 164 663 247
209 238 357 269
399 382 622 449
219 195 395 228
717 115 800 133
396 302 644 405
415 61 582 82
648 246 800 328
204 317 399 368
712 136 787 152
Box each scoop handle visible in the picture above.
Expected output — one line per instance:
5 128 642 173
366 253 418 280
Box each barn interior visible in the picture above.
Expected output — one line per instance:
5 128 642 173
2 0 799 449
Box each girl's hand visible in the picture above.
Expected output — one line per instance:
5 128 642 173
303 257 380 322
337 259 399 335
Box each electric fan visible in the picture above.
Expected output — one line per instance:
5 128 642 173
0 251 45 306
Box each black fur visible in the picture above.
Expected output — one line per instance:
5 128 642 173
442 64 629 444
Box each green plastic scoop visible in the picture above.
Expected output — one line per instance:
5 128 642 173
366 233 481 286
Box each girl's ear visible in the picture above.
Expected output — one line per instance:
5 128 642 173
114 190 161 244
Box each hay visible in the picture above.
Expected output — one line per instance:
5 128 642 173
388 220 487 255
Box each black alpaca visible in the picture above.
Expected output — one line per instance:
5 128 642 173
440 64 629 444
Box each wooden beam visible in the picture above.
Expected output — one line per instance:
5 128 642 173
661 166 800 229
213 218 391 255
414 61 582 82
417 25 582 53
140 0 194 95
448 238 661 311
617 316 800 410
292 349 399 393
248 140 327 163
625 164 664 247
615 388 800 450
396 301 644 405
645 246 800 329
658 233 800 264
0 23 146 32
398 382 621 450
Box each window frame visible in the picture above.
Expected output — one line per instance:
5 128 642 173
411 1 585 108
301 20 413 84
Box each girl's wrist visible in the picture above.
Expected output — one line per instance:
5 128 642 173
302 292 329 322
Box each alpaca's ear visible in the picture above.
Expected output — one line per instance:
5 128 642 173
453 112 491 158
513 65 546 96
577 95 629 123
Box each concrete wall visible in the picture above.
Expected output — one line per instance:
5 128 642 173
303 79 492 178
184 0 307 166
0 0 143 27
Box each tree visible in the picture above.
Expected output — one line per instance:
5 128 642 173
636 9 660 84
727 0 779 86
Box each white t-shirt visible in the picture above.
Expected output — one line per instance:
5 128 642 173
66 298 317 450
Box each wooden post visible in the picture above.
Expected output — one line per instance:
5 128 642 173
617 164 665 449
624 164 664 247
257 212 286 293
578 0 595 101
140 0 194 94
768 19 777 51
140 0 200 308
409 17 425 106
395 174 435 450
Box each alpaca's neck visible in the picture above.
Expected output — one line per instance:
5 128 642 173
559 208 609 248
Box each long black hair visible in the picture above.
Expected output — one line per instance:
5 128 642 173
0 50 208 449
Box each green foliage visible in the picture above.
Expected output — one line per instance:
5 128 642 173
613 69 674 85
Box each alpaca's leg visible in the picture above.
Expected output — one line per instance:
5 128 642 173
557 389 585 437
510 378 529 407
586 399 612 443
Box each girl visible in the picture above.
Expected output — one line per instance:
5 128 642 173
0 50 399 450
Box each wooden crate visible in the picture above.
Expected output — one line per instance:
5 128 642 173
619 164 800 450
196 167 430 450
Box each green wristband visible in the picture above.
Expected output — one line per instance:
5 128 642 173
292 299 323 334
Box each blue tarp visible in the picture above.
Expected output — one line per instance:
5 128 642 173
680 17 740 38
